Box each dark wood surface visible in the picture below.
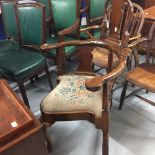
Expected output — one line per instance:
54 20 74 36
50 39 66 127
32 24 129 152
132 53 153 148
0 79 48 155
131 0 155 9
0 80 34 146
144 6 155 20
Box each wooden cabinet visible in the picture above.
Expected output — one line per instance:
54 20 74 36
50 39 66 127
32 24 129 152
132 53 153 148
0 80 48 155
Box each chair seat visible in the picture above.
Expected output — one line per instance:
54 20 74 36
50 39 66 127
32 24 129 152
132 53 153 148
41 75 103 118
125 63 155 92
92 47 118 68
46 36 76 57
0 48 46 80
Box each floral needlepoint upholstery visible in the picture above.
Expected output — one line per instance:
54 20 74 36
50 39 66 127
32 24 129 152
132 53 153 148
41 75 103 118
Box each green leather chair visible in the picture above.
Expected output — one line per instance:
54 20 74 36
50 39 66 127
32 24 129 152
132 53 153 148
80 0 111 39
15 1 81 75
0 0 53 108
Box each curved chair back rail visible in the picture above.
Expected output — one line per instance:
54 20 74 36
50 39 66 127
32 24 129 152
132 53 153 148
41 40 131 86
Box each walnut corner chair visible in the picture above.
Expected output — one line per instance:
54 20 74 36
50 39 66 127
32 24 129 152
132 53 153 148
15 0 81 75
81 1 145 72
39 40 131 155
119 22 155 110
0 0 53 108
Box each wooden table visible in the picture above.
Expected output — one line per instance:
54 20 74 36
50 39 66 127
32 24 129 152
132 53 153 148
0 80 48 155
144 5 155 21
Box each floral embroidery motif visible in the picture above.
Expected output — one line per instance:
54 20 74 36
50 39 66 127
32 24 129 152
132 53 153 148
53 75 102 106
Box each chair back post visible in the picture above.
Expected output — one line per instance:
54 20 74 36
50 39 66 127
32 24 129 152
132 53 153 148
15 2 46 49
0 0 18 40
109 0 133 45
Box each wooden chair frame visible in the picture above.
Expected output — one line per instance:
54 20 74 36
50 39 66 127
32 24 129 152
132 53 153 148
119 22 155 109
40 39 131 155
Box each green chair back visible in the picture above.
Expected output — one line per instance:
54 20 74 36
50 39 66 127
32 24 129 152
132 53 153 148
1 0 18 38
37 0 51 22
50 0 80 32
90 0 108 19
16 2 46 46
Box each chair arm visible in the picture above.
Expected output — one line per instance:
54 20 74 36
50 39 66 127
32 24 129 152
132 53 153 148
80 21 108 38
128 37 147 48
40 40 131 91
80 25 102 32
58 19 80 37
85 48 131 91
129 33 141 41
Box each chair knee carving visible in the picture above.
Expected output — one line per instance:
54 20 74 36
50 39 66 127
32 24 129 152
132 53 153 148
40 40 131 155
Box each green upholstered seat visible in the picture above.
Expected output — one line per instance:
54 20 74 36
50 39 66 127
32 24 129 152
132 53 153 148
0 40 19 55
0 49 46 80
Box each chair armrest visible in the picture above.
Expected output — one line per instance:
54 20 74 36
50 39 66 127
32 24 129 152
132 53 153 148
40 40 131 91
85 48 131 91
58 19 80 37
80 21 108 38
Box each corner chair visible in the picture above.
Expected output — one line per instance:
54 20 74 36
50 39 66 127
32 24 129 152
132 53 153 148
39 39 131 155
